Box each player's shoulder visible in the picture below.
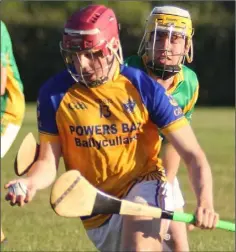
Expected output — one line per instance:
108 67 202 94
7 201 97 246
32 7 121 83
181 65 199 88
1 21 5 29
121 64 153 83
38 69 75 99
120 64 165 95
1 21 10 40
1 21 7 32
124 55 145 70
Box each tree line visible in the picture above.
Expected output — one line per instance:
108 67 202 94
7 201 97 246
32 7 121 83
2 1 235 105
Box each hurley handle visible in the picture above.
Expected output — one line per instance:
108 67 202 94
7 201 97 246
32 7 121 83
173 212 235 232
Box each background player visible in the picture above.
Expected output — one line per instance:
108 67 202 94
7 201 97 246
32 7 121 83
1 20 25 243
125 6 199 251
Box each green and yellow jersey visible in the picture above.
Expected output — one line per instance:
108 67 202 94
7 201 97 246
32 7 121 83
124 55 199 124
37 64 189 229
1 21 25 134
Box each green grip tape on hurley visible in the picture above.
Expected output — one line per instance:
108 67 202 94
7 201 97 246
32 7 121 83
173 212 235 232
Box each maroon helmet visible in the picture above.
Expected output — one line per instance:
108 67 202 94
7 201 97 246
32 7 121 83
60 5 123 87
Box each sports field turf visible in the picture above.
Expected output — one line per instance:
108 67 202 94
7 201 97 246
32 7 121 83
1 105 235 251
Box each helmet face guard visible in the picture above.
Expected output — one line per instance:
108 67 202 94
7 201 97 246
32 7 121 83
60 5 123 88
138 7 194 80
60 39 117 88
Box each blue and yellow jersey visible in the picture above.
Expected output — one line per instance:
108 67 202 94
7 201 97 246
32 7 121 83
37 65 188 229
124 55 199 122
1 21 25 134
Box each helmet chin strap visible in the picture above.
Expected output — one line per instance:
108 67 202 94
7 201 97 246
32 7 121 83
79 76 109 88
80 41 123 88
146 61 181 80
79 54 116 88
79 71 109 88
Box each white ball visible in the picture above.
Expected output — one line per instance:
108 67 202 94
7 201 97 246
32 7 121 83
8 182 27 196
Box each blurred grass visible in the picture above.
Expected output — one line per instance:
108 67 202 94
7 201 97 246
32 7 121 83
1 104 235 251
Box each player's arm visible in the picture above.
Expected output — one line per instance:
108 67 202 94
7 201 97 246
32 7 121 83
1 65 7 95
161 142 181 183
26 140 61 190
162 124 213 209
5 79 61 206
160 121 218 229
161 82 199 183
25 84 62 191
1 22 11 95
5 140 61 206
144 79 217 229
119 68 217 228
156 93 214 217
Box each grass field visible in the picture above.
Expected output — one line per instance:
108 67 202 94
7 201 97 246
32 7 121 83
1 104 235 251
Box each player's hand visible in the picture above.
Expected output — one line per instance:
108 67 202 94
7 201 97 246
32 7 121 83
5 178 37 207
188 206 219 231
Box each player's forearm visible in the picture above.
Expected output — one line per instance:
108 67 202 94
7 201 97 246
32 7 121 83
26 160 57 190
161 143 181 183
185 148 214 208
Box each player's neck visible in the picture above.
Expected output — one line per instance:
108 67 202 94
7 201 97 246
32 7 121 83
156 76 175 90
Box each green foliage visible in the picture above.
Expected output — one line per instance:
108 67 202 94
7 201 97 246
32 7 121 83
2 1 234 28
1 1 235 105
1 1 92 27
